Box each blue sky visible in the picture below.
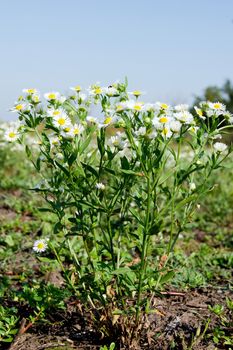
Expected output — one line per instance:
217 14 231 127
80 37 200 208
1 0 233 120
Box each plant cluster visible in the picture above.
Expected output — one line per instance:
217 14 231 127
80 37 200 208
8 80 233 346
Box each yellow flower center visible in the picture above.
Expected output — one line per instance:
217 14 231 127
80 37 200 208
94 87 102 94
133 90 141 96
161 103 168 110
73 128 80 135
27 89 36 94
104 117 112 124
53 111 60 116
134 104 142 111
15 104 23 111
9 132 16 138
116 105 123 111
37 243 44 250
64 127 71 132
213 103 221 109
162 128 169 135
48 93 56 99
159 116 168 123
33 96 40 102
58 118 65 125
74 85 81 91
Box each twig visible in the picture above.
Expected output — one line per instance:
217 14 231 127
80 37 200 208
37 342 66 350
160 291 185 296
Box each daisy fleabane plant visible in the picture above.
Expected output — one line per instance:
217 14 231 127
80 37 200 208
9 80 233 347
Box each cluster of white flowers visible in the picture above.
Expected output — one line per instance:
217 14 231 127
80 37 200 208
3 83 231 161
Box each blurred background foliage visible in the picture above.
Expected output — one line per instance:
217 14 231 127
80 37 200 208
193 80 233 113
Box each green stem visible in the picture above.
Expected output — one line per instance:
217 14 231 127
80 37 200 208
50 243 76 293
107 215 116 270
136 174 151 323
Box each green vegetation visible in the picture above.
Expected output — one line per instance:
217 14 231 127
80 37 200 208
0 82 233 349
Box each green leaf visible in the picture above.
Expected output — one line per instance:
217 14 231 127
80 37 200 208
5 235 15 247
38 207 55 213
121 156 130 170
55 161 70 177
68 150 78 166
2 337 14 342
25 145 32 158
129 208 143 225
110 267 132 276
148 221 162 235
79 133 93 154
159 270 175 285
81 162 98 177
35 156 41 171
121 169 140 176
78 199 105 212
175 194 197 210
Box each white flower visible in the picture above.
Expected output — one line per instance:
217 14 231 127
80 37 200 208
194 106 205 120
213 134 222 140
158 115 172 124
128 90 146 97
59 96 66 103
152 114 173 130
115 100 144 113
189 125 199 134
31 94 41 103
47 108 63 118
135 127 157 139
155 102 171 111
208 102 226 112
88 85 103 95
86 116 98 124
11 103 29 113
143 103 156 112
79 93 87 101
189 182 196 191
55 152 64 160
53 113 71 129
174 104 189 112
70 85 82 92
224 111 233 122
4 128 20 142
96 182 105 190
66 124 84 138
115 101 129 112
135 127 147 137
160 126 172 138
174 111 194 124
127 100 144 112
99 115 117 128
23 88 38 95
33 239 48 253
50 135 60 147
213 142 227 153
109 132 128 149
104 86 118 96
170 120 182 133
44 92 61 101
